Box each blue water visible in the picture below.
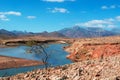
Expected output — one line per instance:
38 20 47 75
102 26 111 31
0 44 72 77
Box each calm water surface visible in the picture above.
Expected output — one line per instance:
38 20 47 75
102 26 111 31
0 44 72 77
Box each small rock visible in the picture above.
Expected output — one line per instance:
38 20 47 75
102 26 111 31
78 68 84 76
116 76 120 80
24 74 29 78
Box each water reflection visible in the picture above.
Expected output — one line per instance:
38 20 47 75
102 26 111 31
0 44 72 77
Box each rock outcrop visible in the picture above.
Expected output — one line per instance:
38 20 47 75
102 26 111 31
65 36 120 62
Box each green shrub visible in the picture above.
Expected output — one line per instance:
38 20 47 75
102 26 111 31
26 40 37 46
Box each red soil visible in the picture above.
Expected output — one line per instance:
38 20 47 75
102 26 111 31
66 43 120 62
85 43 120 58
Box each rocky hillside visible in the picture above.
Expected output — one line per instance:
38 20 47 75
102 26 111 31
0 29 16 39
65 36 120 62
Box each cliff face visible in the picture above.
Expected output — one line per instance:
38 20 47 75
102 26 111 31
65 36 120 62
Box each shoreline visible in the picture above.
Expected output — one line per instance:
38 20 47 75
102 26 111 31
0 55 43 70
0 43 69 70
0 42 67 48
2 54 120 80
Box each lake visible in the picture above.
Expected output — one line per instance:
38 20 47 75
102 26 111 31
0 44 72 77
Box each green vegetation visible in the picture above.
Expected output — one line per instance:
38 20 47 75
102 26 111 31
26 40 37 47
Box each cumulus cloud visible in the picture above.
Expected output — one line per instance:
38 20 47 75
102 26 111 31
105 18 115 22
0 15 9 21
48 7 69 13
0 11 21 16
75 16 120 29
116 16 120 21
110 5 116 9
76 16 120 28
101 6 108 10
27 16 36 19
42 0 75 2
101 5 117 10
76 19 114 28
0 11 21 21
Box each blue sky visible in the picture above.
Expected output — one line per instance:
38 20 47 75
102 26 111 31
0 0 120 32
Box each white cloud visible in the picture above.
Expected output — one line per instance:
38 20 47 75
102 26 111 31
101 5 117 10
110 5 116 9
105 18 115 22
27 16 36 19
107 24 115 28
43 0 75 2
0 11 21 21
76 19 115 28
116 16 120 21
48 7 69 13
0 11 21 16
101 6 108 10
76 15 120 28
0 15 9 21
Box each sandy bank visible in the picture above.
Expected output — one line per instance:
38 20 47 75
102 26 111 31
0 55 43 70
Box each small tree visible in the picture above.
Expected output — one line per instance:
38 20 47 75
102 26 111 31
26 40 50 70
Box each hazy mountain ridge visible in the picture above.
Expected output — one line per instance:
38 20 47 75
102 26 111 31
58 26 119 38
36 31 66 37
111 28 120 34
0 26 120 39
0 29 66 39
12 30 34 36
0 29 17 39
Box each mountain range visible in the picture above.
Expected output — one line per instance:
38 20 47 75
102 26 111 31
58 26 119 38
0 26 120 39
0 29 17 39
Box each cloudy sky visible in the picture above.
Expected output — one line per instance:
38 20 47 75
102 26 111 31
0 0 120 32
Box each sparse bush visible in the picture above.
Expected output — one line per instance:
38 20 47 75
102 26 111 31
26 40 37 47
26 40 50 70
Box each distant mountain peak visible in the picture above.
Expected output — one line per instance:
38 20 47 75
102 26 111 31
58 26 119 38
0 26 120 39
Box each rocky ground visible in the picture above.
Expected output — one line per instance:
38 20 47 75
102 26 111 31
0 54 120 80
1 36 120 80
65 36 120 62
